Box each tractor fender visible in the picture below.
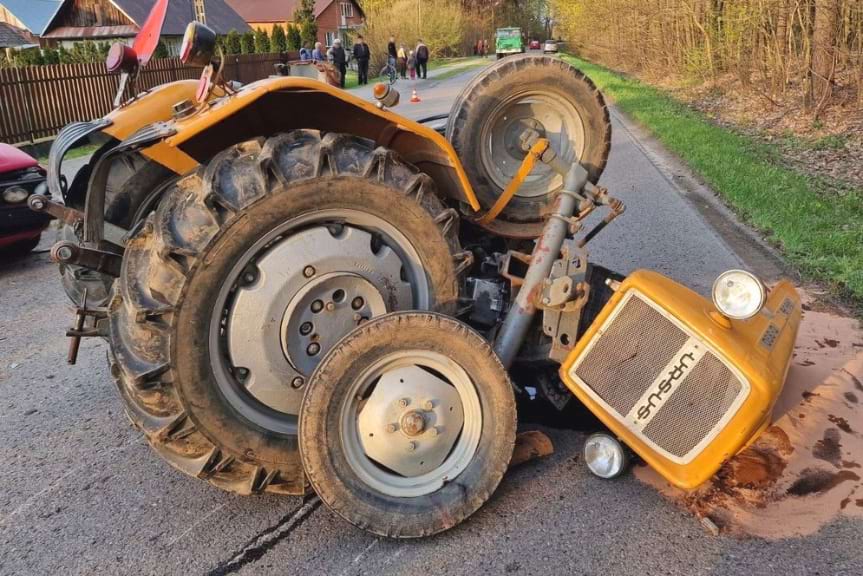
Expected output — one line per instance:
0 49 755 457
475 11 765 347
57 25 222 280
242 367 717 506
101 80 202 177
154 77 480 211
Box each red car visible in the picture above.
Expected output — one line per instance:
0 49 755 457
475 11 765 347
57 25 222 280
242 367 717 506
0 143 50 255
529 39 541 50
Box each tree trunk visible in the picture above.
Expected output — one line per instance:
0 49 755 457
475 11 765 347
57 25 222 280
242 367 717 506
809 0 839 111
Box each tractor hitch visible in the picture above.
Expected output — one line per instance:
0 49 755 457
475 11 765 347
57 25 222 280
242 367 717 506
51 241 123 278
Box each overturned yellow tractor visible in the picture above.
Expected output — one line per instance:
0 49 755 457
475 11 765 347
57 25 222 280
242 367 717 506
33 5 801 539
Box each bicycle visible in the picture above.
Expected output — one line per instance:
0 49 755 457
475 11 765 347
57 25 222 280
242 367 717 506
378 61 397 85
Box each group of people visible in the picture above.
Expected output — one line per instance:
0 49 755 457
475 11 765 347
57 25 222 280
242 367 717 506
386 37 430 81
298 34 430 88
473 39 490 57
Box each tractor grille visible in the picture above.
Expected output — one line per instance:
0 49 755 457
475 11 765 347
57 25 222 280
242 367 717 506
569 290 748 464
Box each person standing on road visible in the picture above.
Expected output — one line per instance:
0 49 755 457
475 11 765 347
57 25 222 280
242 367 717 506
387 36 397 68
407 50 416 80
352 34 370 85
415 39 429 79
397 44 407 78
331 38 347 88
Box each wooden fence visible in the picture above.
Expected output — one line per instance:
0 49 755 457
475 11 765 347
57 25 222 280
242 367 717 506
0 53 292 145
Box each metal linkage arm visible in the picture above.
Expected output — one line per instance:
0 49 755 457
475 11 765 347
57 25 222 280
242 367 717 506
493 139 592 369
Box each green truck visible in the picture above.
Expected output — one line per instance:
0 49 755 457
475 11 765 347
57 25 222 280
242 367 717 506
495 27 524 58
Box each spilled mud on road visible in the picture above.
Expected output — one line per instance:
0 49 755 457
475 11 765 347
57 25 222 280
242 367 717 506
636 290 863 538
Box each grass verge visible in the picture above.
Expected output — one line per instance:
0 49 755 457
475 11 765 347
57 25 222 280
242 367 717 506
563 55 863 302
37 143 97 165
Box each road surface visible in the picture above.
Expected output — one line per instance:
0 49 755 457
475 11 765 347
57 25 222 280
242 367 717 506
1 60 860 576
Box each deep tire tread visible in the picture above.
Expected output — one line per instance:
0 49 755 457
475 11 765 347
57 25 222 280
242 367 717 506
110 130 461 495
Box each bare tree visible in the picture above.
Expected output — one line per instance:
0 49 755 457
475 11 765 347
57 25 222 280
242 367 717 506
810 0 840 111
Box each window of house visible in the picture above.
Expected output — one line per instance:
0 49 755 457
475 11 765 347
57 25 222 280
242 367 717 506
325 31 336 46
340 3 353 18
194 0 207 24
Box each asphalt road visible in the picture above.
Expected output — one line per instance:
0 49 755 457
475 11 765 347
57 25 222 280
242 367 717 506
1 61 860 576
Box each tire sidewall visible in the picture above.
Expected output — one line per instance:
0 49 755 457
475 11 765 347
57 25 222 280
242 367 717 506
173 178 460 469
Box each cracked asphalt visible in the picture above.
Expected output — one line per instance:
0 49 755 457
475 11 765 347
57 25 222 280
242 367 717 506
1 60 860 576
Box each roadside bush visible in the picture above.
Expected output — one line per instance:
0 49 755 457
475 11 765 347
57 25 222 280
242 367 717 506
154 40 169 59
254 28 271 53
241 31 255 54
287 25 302 50
363 0 466 67
271 24 288 53
225 30 242 54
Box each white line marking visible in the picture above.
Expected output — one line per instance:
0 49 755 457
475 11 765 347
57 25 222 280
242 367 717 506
166 503 228 548
338 539 380 576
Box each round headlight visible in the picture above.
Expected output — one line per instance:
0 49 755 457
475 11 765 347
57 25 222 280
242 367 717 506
583 432 628 479
2 186 29 204
712 269 766 320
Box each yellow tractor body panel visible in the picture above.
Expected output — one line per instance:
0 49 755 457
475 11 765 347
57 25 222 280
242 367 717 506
560 270 801 490
102 80 200 174
128 77 481 210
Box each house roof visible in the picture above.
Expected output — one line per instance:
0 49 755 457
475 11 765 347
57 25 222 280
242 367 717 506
42 25 139 39
111 0 250 35
225 0 363 24
0 0 64 35
0 21 34 47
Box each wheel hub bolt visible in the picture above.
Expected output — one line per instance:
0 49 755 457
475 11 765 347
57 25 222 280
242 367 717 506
325 301 335 311
311 300 324 313
351 297 364 310
386 423 397 433
299 322 313 335
407 441 417 452
236 367 249 380
291 376 305 389
398 398 410 408
428 426 440 437
422 400 434 411
243 272 255 284
307 342 321 356
303 266 315 278
353 313 362 322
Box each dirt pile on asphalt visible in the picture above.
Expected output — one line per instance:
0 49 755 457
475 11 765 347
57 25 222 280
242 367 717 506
635 290 863 538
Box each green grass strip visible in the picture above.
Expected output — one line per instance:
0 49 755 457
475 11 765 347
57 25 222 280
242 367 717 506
563 55 863 301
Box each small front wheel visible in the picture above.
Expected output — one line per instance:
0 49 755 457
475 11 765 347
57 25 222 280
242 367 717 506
300 312 517 538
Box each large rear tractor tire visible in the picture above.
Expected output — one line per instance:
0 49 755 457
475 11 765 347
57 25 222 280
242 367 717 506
300 313 517 537
110 131 463 495
447 55 611 238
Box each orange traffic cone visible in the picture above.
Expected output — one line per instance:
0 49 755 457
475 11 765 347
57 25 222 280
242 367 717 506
410 89 421 103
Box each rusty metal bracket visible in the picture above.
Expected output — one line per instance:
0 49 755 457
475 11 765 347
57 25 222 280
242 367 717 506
539 241 591 363
28 194 84 226
498 250 532 290
51 241 123 277
66 289 109 365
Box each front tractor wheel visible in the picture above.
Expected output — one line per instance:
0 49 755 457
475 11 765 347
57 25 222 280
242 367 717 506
300 313 517 538
110 131 462 495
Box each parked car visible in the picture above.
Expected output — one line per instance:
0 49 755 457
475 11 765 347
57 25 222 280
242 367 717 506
0 144 50 255
543 40 559 54
529 39 541 50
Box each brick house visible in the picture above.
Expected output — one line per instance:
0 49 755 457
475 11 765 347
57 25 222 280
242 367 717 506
225 0 364 48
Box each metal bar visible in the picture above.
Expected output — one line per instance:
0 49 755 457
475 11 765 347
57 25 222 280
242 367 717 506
493 160 591 369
